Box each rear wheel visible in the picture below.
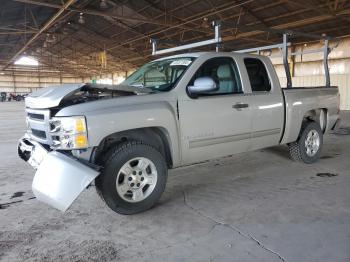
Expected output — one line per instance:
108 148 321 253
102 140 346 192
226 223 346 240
95 141 167 215
288 121 323 164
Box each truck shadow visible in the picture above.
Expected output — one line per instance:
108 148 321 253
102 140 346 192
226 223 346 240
261 145 291 160
331 126 350 135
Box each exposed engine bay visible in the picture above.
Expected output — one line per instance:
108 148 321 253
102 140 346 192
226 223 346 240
25 83 155 110
58 83 152 108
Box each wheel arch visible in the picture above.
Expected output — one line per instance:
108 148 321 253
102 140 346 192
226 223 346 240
92 127 173 168
303 108 328 133
281 107 328 144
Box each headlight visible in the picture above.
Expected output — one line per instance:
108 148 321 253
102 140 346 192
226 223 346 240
50 116 88 149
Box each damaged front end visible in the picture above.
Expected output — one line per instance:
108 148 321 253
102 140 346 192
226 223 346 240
19 83 151 211
25 82 151 109
18 135 99 211
18 83 144 211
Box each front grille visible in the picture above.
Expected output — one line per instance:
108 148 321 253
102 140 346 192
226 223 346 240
26 108 51 145
28 112 45 121
31 129 47 139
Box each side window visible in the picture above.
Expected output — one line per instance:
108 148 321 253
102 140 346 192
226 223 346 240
189 57 242 96
244 58 271 92
144 68 167 87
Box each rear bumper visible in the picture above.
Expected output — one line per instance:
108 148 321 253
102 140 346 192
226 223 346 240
18 136 99 211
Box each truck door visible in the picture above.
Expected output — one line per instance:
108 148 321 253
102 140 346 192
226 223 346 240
243 58 284 150
178 57 253 164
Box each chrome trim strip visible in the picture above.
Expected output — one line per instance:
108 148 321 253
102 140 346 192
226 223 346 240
189 132 250 148
251 128 281 139
189 128 281 148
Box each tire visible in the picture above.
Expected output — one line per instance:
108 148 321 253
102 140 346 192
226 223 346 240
288 121 323 164
95 141 168 215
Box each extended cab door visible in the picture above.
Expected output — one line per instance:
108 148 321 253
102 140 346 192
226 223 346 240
243 57 284 150
178 56 253 164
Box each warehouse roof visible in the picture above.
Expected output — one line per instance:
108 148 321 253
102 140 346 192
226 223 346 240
0 0 349 76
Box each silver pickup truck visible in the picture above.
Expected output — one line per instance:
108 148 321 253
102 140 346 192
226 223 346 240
18 51 340 214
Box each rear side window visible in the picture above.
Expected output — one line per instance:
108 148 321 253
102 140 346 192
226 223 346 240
244 58 271 92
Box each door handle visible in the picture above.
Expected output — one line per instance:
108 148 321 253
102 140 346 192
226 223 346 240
232 103 249 110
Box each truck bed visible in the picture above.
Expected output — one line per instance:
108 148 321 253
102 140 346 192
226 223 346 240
280 86 339 144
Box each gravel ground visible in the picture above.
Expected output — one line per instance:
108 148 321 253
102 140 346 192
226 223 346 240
0 102 349 262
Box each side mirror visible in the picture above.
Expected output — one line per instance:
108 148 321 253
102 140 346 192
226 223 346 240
188 77 218 94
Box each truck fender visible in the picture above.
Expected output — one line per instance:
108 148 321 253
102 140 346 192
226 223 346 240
85 102 181 167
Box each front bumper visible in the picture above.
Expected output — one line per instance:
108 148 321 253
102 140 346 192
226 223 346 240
18 136 99 211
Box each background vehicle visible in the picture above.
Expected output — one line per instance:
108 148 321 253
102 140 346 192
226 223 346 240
0 92 6 102
18 33 340 215
7 93 27 101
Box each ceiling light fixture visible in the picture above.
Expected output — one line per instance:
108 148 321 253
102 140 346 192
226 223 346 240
201 17 210 28
46 33 56 43
100 0 108 9
14 56 39 66
78 13 85 24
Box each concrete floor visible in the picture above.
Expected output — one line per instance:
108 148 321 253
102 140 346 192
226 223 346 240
0 102 349 262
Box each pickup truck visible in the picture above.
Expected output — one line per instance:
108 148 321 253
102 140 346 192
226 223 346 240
18 51 341 214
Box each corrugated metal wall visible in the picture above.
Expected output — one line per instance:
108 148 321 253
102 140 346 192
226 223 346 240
93 71 134 85
0 73 84 93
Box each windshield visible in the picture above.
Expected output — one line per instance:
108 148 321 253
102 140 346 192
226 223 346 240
122 57 195 91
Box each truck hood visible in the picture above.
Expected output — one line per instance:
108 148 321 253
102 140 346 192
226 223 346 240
25 83 152 109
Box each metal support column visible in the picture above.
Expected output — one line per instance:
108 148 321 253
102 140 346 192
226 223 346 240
283 34 292 88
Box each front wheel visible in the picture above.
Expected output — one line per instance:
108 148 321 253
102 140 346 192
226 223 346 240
288 121 323 164
95 141 168 215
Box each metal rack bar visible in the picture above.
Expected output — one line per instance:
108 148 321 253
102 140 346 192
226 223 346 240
283 34 292 88
235 42 291 54
323 39 330 87
151 21 221 56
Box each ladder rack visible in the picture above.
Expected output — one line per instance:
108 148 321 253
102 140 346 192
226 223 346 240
150 21 339 88
235 33 336 89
